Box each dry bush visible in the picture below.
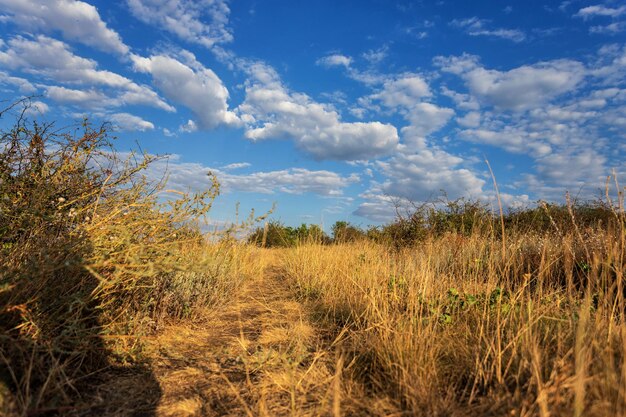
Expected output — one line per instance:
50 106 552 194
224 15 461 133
0 101 249 415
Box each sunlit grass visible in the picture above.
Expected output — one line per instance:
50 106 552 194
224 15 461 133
1 101 624 416
280 221 625 415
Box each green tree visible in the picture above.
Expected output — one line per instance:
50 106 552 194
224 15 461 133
331 221 365 243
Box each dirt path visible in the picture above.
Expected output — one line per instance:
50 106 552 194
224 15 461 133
88 263 367 417
153 269 332 416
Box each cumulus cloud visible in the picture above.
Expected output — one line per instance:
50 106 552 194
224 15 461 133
0 71 35 93
436 54 586 110
370 75 431 107
108 112 155 131
354 74 485 221
456 93 611 157
131 52 239 129
45 86 109 107
535 150 607 184
404 102 455 138
458 127 553 157
23 100 49 116
436 48 626 186
377 149 485 202
314 52 388 86
353 145 486 222
574 5 626 35
590 21 626 34
450 17 526 42
575 5 626 19
353 193 398 222
366 73 453 147
142 154 358 196
441 86 480 111
316 54 353 68
0 35 173 111
517 149 611 201
221 162 251 170
456 111 481 128
126 0 233 48
179 119 198 132
362 46 389 64
0 0 129 55
215 168 359 196
237 62 399 160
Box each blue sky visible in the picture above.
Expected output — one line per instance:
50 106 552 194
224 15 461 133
0 0 625 229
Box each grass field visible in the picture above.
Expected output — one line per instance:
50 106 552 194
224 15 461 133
1 112 625 416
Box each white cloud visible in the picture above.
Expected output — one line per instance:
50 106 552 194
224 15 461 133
370 75 431 107
456 111 481 128
353 143 486 222
314 52 387 86
575 5 626 19
517 149 611 201
132 53 239 129
215 168 358 196
362 46 389 65
126 0 233 48
404 102 455 138
590 21 626 34
459 99 601 157
221 162 251 170
354 78 485 221
535 150 607 184
179 119 197 132
0 35 173 111
45 86 108 107
366 74 454 147
377 149 485 202
353 193 398 222
237 62 399 160
450 17 526 42
108 112 155 131
0 71 35 93
0 0 129 55
441 86 480 110
436 54 585 110
23 100 49 116
142 154 358 196
589 44 626 83
316 54 352 68
459 127 553 157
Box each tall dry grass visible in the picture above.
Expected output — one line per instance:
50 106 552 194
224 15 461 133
0 103 259 415
281 198 625 416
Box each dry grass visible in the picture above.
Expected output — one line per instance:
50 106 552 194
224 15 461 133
1 102 624 416
279 225 626 416
0 107 262 416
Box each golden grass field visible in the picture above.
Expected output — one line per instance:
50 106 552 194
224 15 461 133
1 111 625 416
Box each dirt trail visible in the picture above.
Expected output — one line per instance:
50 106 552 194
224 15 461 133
89 263 366 417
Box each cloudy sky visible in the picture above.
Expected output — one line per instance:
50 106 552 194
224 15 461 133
0 0 624 228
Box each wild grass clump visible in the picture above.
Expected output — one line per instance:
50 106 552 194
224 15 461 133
281 188 626 416
0 102 249 415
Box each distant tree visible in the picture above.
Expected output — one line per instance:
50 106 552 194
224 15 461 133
331 221 366 243
295 223 330 244
248 221 329 247
248 220 296 247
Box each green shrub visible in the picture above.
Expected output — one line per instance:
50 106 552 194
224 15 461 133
248 220 329 247
331 221 366 243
